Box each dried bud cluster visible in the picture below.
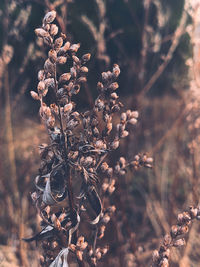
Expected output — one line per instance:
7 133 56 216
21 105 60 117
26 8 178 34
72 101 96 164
26 10 148 267
152 206 200 267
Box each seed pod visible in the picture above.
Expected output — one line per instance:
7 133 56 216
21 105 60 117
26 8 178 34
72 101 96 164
80 66 88 73
111 92 118 100
102 214 110 224
112 64 120 77
64 103 73 113
30 91 40 100
43 10 57 24
189 207 198 218
72 55 80 64
119 157 126 168
48 49 57 63
54 37 63 49
121 112 127 123
70 67 77 78
152 250 159 262
44 78 55 89
69 43 80 52
131 111 139 118
37 81 45 93
38 70 45 81
109 82 119 91
44 59 55 74
160 258 169 267
50 24 58 36
173 238 186 247
129 118 137 125
120 130 129 138
170 225 179 238
97 82 104 92
35 28 48 38
82 53 91 62
101 162 109 172
58 41 71 56
59 73 71 83
57 56 67 64
111 139 119 150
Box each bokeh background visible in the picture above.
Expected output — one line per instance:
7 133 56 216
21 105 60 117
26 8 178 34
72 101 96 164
1 0 200 266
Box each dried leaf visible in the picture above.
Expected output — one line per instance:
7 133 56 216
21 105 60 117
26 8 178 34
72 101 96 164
86 187 102 224
23 225 54 242
49 248 69 267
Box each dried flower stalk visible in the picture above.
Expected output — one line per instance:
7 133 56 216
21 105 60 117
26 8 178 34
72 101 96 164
24 10 152 266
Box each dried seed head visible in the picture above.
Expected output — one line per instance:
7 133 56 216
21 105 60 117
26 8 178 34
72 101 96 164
70 43 80 52
173 238 186 247
113 64 120 77
37 81 45 93
109 82 119 91
152 250 159 262
101 162 109 172
54 37 63 49
57 56 67 64
35 28 48 38
48 49 57 63
72 55 80 64
50 24 58 36
44 59 55 74
111 139 119 150
128 118 137 125
82 53 91 62
30 91 40 100
121 112 127 123
170 225 178 238
43 11 57 24
189 207 198 218
64 103 73 113
59 73 71 83
77 77 87 83
111 92 119 100
80 66 88 73
102 214 110 224
38 70 45 81
131 111 139 118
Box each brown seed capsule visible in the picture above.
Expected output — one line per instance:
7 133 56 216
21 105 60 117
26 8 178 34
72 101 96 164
121 112 127 123
45 78 54 88
38 70 45 81
170 225 179 238
72 55 80 64
173 238 186 247
152 250 159 262
48 49 57 63
54 37 63 49
37 81 45 93
43 11 57 24
57 56 67 64
131 111 139 118
113 64 120 77
129 118 137 125
82 53 91 62
80 66 88 73
59 73 71 83
44 59 55 74
50 24 58 36
30 91 40 100
69 43 80 52
64 103 73 113
111 139 119 150
70 67 77 78
35 28 48 38
101 162 109 172
109 82 119 91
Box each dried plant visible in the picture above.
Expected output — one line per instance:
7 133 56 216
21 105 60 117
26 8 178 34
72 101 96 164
24 10 153 266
